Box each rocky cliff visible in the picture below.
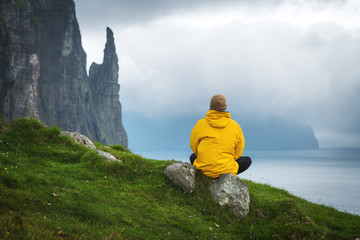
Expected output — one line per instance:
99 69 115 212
0 0 127 147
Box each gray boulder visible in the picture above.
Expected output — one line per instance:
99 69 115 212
61 131 121 163
164 162 196 193
210 173 250 218
61 131 97 150
96 149 122 163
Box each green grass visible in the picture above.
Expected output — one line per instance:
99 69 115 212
0 118 359 239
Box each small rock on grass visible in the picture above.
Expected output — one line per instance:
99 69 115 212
163 162 196 193
61 131 121 162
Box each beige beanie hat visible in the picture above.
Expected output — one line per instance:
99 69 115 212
210 94 227 111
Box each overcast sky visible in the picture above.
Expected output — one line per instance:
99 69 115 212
74 0 360 148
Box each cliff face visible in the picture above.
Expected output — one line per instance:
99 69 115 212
0 0 127 147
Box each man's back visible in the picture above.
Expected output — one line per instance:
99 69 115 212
190 110 245 178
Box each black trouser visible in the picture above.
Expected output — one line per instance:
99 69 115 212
190 153 252 175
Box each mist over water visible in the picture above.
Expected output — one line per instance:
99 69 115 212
138 149 360 215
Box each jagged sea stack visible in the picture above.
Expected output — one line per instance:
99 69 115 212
0 0 127 147
89 28 127 146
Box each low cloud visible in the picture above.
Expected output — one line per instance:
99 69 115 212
75 0 284 28
75 0 360 147
117 21 360 147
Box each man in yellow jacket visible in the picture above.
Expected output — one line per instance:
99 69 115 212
190 94 252 178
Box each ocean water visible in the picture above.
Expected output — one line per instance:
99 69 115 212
136 149 360 216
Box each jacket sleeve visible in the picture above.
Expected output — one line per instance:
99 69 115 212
190 122 201 155
234 125 245 159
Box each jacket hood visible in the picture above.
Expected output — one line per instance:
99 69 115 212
205 110 231 128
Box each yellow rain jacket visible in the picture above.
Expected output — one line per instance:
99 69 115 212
190 110 245 178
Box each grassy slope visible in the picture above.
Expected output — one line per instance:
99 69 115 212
0 118 359 239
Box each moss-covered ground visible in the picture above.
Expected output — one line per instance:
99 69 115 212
0 118 359 239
